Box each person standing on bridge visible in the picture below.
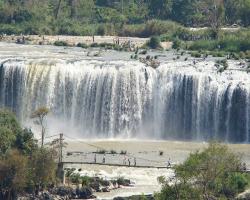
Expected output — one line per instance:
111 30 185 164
94 153 97 163
134 157 136 166
102 154 106 164
128 158 131 166
123 155 127 165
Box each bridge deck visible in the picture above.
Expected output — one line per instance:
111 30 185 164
62 161 169 169
62 161 250 172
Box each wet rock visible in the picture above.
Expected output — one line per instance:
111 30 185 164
114 194 154 200
43 192 53 200
56 186 73 197
89 181 101 192
101 187 110 192
117 178 131 186
76 187 95 199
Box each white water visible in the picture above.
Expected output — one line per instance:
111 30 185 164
0 43 250 142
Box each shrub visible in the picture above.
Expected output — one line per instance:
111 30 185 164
172 39 181 49
147 36 161 49
189 40 217 51
191 52 201 58
119 20 181 38
97 24 106 36
96 149 106 154
90 43 99 48
54 41 69 47
117 177 130 186
77 43 88 48
120 150 127 155
110 150 117 154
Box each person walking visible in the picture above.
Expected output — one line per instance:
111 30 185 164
166 158 171 168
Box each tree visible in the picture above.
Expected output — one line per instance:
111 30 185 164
0 109 21 155
172 0 199 26
0 127 15 155
29 148 57 193
0 109 21 134
31 107 49 147
200 0 225 38
0 150 28 200
149 0 173 19
239 0 250 26
15 128 38 155
155 142 249 200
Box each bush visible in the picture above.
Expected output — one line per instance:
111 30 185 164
117 177 130 186
147 36 161 49
191 51 201 58
77 43 88 48
119 20 181 38
54 41 69 47
172 39 182 49
110 150 117 154
90 43 99 48
0 24 22 35
189 40 217 51
97 24 106 36
120 150 127 155
96 149 106 154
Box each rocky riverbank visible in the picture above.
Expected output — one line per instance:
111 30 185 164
18 177 132 200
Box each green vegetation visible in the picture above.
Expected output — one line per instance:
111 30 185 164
0 0 249 36
54 40 69 46
0 0 249 55
147 36 161 49
155 142 250 200
0 109 57 199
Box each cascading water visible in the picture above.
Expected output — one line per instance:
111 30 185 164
0 47 249 142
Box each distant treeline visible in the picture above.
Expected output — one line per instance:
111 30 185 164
0 0 249 36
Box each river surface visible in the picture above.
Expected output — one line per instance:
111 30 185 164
63 140 250 199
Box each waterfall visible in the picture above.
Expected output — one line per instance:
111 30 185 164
0 58 249 142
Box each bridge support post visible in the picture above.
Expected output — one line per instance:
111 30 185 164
57 162 65 185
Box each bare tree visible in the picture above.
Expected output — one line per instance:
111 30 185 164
31 107 49 147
